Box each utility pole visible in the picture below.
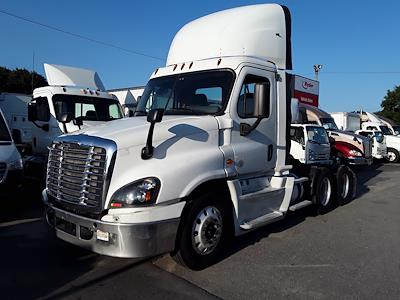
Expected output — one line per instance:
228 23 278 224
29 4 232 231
31 51 35 94
313 64 322 81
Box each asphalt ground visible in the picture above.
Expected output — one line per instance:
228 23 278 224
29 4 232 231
1 163 399 299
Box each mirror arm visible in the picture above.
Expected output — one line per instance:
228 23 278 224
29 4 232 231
141 122 156 160
240 117 262 136
31 120 49 132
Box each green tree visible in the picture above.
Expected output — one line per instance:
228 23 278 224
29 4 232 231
0 66 47 94
379 85 400 123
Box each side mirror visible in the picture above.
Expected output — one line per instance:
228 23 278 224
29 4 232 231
147 108 164 123
28 103 38 122
60 113 72 123
59 113 72 133
253 83 270 118
73 116 83 127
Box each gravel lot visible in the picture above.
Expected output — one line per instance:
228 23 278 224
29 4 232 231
1 163 399 299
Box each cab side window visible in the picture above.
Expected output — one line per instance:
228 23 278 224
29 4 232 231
237 75 270 118
290 127 304 145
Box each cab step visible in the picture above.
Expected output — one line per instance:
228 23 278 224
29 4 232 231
289 200 312 211
240 211 284 230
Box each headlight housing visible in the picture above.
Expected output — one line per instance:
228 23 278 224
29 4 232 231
375 133 384 144
109 177 160 208
348 149 363 157
8 158 23 170
308 149 317 161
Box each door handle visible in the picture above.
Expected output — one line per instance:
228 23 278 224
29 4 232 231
268 144 273 161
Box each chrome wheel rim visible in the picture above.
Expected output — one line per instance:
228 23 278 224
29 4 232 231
320 177 332 207
192 206 223 255
387 151 397 162
341 173 350 199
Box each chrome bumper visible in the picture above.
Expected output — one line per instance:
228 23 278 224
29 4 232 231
44 198 180 258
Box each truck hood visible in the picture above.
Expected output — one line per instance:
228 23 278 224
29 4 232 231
67 115 220 150
328 129 369 154
385 134 400 146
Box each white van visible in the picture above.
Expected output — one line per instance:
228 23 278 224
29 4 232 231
0 108 23 193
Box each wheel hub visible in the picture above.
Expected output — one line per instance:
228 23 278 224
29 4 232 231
192 206 223 255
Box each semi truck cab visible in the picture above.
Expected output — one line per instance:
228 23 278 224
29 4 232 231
43 4 356 270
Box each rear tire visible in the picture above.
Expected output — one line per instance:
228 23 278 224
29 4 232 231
386 148 399 163
172 191 232 270
312 167 335 214
336 165 356 205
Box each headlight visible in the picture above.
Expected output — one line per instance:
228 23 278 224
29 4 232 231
8 158 23 170
308 149 316 160
375 133 384 143
348 149 363 157
109 177 160 208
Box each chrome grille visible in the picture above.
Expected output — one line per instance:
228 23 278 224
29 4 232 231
46 142 107 208
363 139 372 158
0 162 7 183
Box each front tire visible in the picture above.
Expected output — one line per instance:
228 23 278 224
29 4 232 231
386 148 400 163
172 191 232 270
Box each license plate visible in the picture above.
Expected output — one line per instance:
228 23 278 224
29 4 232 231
96 229 109 242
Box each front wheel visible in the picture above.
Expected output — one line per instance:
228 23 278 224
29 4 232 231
386 148 400 163
172 192 232 270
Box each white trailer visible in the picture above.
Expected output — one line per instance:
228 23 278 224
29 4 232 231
0 108 23 193
0 93 34 148
108 86 145 116
330 112 361 132
43 4 356 270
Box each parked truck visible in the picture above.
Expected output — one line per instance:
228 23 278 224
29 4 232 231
0 64 124 179
43 4 356 270
331 111 387 160
0 108 23 194
299 104 372 166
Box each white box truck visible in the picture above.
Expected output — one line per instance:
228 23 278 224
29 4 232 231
43 4 356 270
330 112 361 132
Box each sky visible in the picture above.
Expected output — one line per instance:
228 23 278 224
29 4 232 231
1 0 400 113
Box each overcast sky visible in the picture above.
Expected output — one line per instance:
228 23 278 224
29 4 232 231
1 0 399 112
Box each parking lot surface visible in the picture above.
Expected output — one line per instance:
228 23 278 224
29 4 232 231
1 164 399 299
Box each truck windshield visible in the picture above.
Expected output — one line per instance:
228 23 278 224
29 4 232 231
136 70 235 116
307 126 329 144
53 95 123 122
320 118 338 130
379 126 393 135
0 113 12 142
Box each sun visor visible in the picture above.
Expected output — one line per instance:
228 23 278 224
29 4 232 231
44 64 105 91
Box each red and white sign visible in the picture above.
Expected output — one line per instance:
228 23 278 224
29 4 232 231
292 75 319 107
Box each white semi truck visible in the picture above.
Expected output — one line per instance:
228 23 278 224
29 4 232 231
0 108 23 193
43 4 356 270
0 64 124 179
331 112 387 160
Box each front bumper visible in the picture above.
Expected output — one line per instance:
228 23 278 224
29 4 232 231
346 156 373 166
43 193 180 258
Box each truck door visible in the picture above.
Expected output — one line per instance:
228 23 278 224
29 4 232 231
230 68 277 176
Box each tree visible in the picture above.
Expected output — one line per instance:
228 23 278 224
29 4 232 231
0 66 47 94
379 85 400 124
